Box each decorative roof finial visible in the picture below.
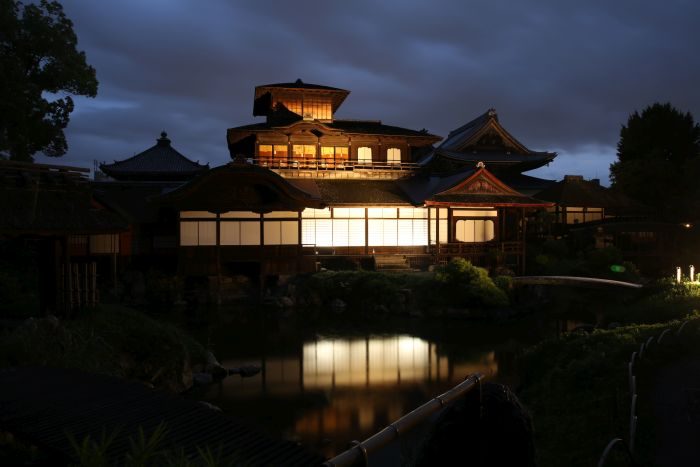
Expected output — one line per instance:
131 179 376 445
157 131 171 146
295 78 303 84
487 108 497 118
476 161 486 169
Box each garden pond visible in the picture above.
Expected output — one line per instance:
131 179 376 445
185 306 603 458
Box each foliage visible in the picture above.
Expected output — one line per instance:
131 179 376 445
604 278 700 324
0 305 207 391
65 422 238 467
528 240 640 282
66 427 119 467
433 258 509 308
0 0 98 161
518 318 698 467
609 102 700 221
294 259 509 315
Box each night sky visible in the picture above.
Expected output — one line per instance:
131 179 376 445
35 0 700 185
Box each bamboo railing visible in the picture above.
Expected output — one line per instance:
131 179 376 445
324 373 483 467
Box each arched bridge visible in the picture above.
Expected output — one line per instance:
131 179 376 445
512 276 643 289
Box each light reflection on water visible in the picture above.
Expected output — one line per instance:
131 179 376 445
202 334 499 458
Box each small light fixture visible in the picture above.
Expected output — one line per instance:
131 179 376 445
691 265 695 282
677 266 682 283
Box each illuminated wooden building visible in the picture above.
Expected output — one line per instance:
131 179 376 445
94 81 555 279
227 80 441 172
157 81 554 277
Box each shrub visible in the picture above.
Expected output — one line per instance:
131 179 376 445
433 259 509 308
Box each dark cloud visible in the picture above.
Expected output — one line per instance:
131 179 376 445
35 0 700 184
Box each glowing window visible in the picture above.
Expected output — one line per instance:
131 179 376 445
258 144 287 164
320 146 349 165
387 148 401 164
292 145 316 162
180 221 216 246
220 221 261 245
455 220 495 242
358 146 372 164
264 221 299 245
399 208 428 219
333 208 365 218
302 208 331 218
452 210 497 217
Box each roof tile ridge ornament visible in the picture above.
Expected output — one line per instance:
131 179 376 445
487 108 497 119
157 131 171 146
476 161 486 169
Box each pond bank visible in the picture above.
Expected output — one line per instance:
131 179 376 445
0 305 208 393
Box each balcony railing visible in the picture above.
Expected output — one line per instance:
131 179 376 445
250 158 421 172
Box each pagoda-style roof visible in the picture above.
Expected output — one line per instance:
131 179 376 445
535 175 647 216
159 157 324 212
0 161 127 236
426 109 556 173
100 132 209 181
419 164 553 208
227 119 440 147
253 79 350 117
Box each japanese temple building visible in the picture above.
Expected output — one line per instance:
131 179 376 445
175 81 554 276
95 80 558 279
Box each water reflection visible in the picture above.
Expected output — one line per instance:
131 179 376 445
205 334 498 457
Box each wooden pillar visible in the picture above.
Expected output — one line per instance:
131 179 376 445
215 214 222 306
364 208 369 255
297 211 303 273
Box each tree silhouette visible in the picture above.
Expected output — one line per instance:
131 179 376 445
610 103 700 221
0 0 98 162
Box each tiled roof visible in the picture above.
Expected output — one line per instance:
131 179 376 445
535 175 646 214
228 120 440 139
314 180 412 205
433 148 555 165
328 120 439 138
440 110 493 150
100 133 208 181
428 193 551 206
257 79 348 92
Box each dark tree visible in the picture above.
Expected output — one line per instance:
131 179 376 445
610 103 700 221
0 0 97 162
